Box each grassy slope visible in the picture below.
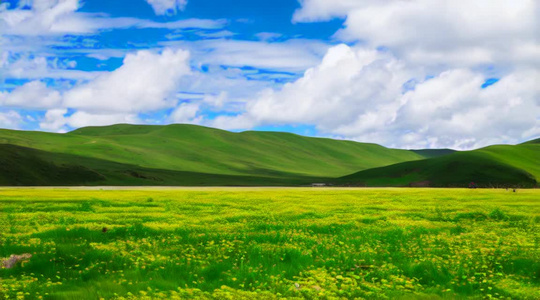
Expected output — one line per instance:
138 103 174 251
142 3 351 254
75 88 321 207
0 144 105 186
478 144 540 180
0 124 423 186
410 148 456 158
524 138 540 144
68 124 423 177
0 144 321 186
337 143 539 187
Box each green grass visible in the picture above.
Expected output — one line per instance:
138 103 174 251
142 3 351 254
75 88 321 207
0 124 537 187
0 124 423 186
524 138 540 144
478 144 540 181
0 144 324 187
1 188 539 299
337 143 539 187
410 149 456 159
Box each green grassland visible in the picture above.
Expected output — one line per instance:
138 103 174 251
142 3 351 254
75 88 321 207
410 149 456 159
337 142 540 188
1 188 539 299
0 124 423 186
0 124 538 187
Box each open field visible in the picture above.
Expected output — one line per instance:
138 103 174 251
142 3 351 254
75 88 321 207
1 188 539 299
0 124 424 186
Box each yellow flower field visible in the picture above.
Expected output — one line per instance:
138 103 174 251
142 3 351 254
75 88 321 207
0 188 538 299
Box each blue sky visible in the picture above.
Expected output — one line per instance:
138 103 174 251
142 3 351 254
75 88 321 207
0 0 538 149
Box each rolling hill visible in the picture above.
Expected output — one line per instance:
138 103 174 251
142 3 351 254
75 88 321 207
0 124 424 186
0 124 536 187
336 142 539 188
410 149 456 158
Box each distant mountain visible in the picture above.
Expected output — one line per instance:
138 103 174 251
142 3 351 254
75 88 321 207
0 124 423 186
336 142 539 188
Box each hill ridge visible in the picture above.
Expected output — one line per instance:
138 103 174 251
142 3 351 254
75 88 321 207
0 124 423 186
336 144 539 188
0 124 537 187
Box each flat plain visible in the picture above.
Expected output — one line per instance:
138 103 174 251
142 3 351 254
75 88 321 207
1 188 539 299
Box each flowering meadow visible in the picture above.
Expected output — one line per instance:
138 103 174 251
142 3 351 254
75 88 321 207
0 188 538 299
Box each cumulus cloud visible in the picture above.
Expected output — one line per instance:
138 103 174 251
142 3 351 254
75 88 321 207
1 48 192 131
210 44 403 130
169 102 201 123
0 81 62 109
222 0 539 148
242 45 409 128
0 0 85 35
0 110 23 129
391 69 540 149
145 0 187 16
294 0 540 69
39 108 68 131
222 44 540 149
64 48 191 113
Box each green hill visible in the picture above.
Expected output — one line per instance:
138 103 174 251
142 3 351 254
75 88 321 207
1 124 535 187
0 124 424 186
336 142 539 188
478 144 540 180
523 138 540 144
0 144 104 186
0 144 320 186
410 149 456 158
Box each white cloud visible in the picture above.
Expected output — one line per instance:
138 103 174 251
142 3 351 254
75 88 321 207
396 69 540 148
234 0 540 148
0 0 83 35
145 0 187 16
169 102 201 123
64 48 191 113
0 53 98 81
293 0 361 21
157 39 332 110
66 111 140 128
0 48 193 131
211 114 255 131
39 108 68 131
222 44 540 149
176 67 279 110
164 38 330 72
0 110 23 129
202 92 228 108
0 81 62 109
294 0 540 69
220 45 410 130
0 0 221 35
